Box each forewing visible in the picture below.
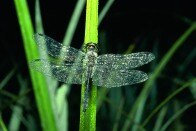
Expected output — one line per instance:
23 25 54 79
34 33 85 62
92 65 148 87
29 59 84 84
97 52 155 69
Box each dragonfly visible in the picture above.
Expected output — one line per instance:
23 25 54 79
30 33 155 112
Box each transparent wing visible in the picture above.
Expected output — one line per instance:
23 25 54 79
29 59 85 84
92 64 148 87
97 52 155 70
34 33 85 62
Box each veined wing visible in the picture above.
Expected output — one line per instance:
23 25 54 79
92 64 148 87
34 33 85 62
29 59 85 84
97 52 155 70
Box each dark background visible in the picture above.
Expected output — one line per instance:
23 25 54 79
0 0 195 130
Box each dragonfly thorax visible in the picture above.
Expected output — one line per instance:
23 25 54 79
85 50 98 66
84 43 98 67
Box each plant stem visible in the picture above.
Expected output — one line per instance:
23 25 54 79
80 0 98 131
14 0 57 130
84 0 98 44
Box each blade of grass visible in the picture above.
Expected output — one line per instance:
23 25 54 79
62 0 86 45
8 74 27 131
112 98 124 131
0 89 18 101
0 115 7 131
98 0 115 25
35 0 58 90
35 0 44 33
160 101 196 131
172 100 184 131
131 23 196 131
35 1 64 130
153 106 168 131
131 23 196 130
178 47 196 73
175 14 194 25
14 0 57 130
97 88 108 111
26 115 37 131
79 0 98 131
109 89 122 120
0 68 16 89
190 81 196 99
142 78 196 127
122 22 196 131
55 84 69 131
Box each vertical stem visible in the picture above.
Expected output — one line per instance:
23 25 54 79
80 0 98 131
14 0 57 131
84 0 98 44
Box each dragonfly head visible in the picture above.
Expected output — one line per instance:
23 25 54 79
84 43 98 53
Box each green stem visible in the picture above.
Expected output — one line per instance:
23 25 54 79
84 0 98 43
80 0 98 131
14 0 57 131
